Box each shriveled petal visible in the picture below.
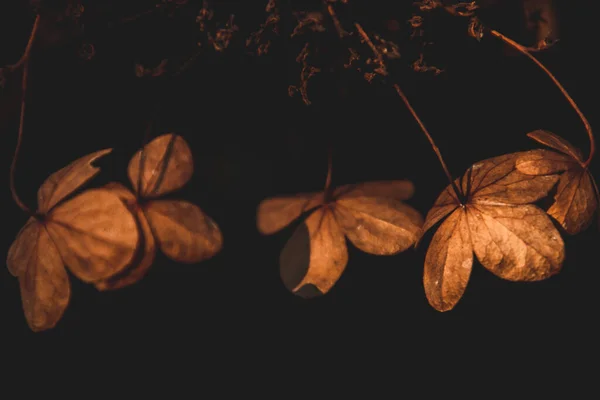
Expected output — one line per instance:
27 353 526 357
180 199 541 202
19 225 70 332
37 149 112 214
423 209 472 312
548 169 597 235
95 185 156 291
7 217 39 277
422 180 460 236
334 180 415 201
128 134 193 198
280 208 348 298
334 197 423 255
467 204 564 281
144 200 223 263
515 149 576 175
256 192 324 235
45 189 139 282
466 153 558 205
527 129 584 163
102 181 137 202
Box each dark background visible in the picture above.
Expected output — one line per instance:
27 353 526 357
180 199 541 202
1 0 597 382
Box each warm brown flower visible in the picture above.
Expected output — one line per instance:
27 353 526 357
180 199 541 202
422 152 565 311
7 149 139 331
516 129 598 235
95 133 223 291
257 180 423 298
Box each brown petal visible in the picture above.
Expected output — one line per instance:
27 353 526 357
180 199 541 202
548 169 597 235
463 153 518 195
515 149 576 175
128 134 193 198
334 180 415 200
467 153 558 205
527 129 584 163
256 192 324 235
45 189 139 282
144 200 223 263
467 204 564 281
18 224 70 332
422 180 460 236
279 208 348 298
7 217 39 277
101 182 137 202
37 149 113 214
94 184 156 291
423 208 472 312
334 197 423 255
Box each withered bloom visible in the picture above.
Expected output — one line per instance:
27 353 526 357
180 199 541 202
96 133 223 291
7 150 139 331
258 180 423 298
516 130 598 235
422 152 565 311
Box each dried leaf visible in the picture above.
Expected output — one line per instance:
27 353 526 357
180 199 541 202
516 130 598 235
256 192 324 235
7 150 139 331
94 183 156 291
333 180 415 200
19 224 70 332
424 209 472 312
467 204 563 281
258 180 423 297
45 189 139 282
7 218 39 277
128 133 193 198
422 152 564 311
334 197 423 255
7 218 70 331
144 200 223 263
37 148 112 214
280 208 348 298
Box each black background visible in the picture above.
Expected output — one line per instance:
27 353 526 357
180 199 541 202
1 0 597 384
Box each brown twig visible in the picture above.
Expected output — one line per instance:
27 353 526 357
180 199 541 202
489 29 594 168
325 3 347 38
394 84 461 200
354 21 460 198
324 145 333 200
354 22 387 76
10 14 41 216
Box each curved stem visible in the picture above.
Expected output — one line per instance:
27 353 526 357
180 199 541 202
489 29 594 168
10 15 40 215
394 84 462 199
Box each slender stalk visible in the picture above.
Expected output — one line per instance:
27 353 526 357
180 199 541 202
324 145 333 201
353 22 460 198
354 22 387 76
137 118 154 197
394 84 461 199
489 29 594 168
10 15 41 216
325 2 347 38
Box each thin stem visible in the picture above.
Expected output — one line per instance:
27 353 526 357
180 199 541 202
325 2 347 38
489 29 594 168
353 21 460 198
10 15 40 216
324 145 333 200
393 84 461 199
354 22 387 76
137 118 154 198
